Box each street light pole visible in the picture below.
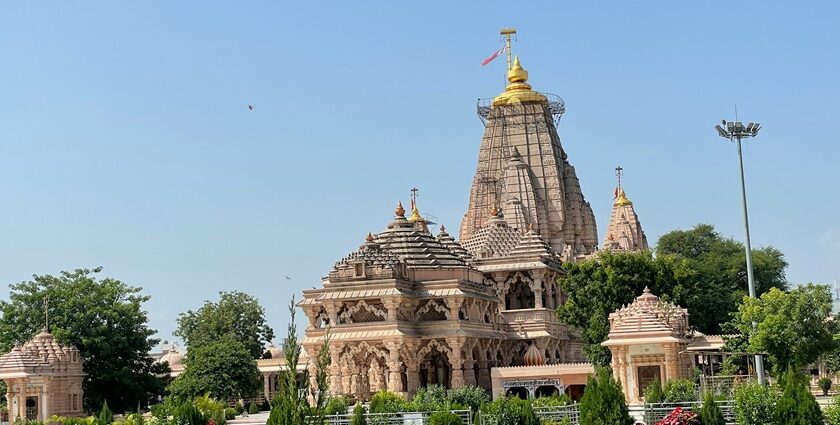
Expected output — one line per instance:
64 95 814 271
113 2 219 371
715 119 765 385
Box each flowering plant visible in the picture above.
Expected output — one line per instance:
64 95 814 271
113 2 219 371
655 407 699 425
207 419 216 425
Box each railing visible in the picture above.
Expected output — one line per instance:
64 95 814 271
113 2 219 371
700 375 753 397
501 308 559 324
308 409 472 425
643 401 736 425
534 405 580 424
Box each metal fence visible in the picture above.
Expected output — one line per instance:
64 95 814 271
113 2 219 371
308 409 472 425
534 405 580 424
643 401 736 425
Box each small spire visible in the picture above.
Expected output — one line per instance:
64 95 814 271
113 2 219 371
365 232 374 242
395 201 406 218
643 286 651 294
614 188 633 206
439 224 446 232
489 205 499 217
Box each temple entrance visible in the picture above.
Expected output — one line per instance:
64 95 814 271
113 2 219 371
506 387 528 399
25 397 38 420
419 350 452 389
566 384 585 401
535 385 560 398
636 365 661 398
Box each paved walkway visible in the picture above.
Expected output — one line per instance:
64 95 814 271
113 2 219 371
228 411 270 425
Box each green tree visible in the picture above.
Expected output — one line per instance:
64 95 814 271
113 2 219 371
579 368 633 425
166 334 261 400
733 381 775 425
0 268 167 413
557 251 695 365
663 378 697 402
175 291 274 359
349 403 367 425
643 378 664 403
775 369 823 425
730 284 837 373
657 224 788 334
698 391 725 425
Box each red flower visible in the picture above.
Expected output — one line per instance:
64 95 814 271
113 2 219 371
655 407 699 425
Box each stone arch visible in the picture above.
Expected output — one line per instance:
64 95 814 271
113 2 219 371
505 272 535 310
338 300 387 324
416 299 449 321
338 341 390 400
417 340 453 389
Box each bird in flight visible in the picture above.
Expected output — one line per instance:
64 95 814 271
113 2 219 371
285 275 292 280
248 105 255 110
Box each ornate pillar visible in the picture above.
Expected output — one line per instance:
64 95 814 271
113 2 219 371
462 358 477 387
263 373 271 402
446 337 466 388
383 299 401 322
664 343 679 381
307 348 319 397
446 297 465 321
531 273 544 309
328 346 343 395
386 341 404 393
324 302 340 326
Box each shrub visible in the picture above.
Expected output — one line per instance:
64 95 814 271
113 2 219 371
427 411 461 425
478 397 525 425
447 385 489 414
579 368 634 425
411 385 449 412
733 381 775 425
124 413 145 425
698 392 725 425
654 406 698 425
663 379 696 403
350 403 366 425
247 401 258 415
96 401 113 425
234 402 245 415
521 402 539 425
192 394 226 425
531 394 572 408
820 377 833 396
324 395 349 416
644 379 665 403
824 395 840 425
369 390 410 414
172 401 204 425
224 408 236 420
775 370 823 425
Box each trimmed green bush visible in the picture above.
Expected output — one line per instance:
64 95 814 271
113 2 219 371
733 381 775 425
411 385 448 412
324 395 349 416
247 401 258 415
521 402 539 425
820 377 833 396
698 391 725 425
531 394 572 408
663 378 696 402
369 390 410 413
446 385 489 414
427 411 461 425
96 401 113 425
579 368 633 425
350 403 366 425
824 395 840 425
234 402 245 415
643 378 665 403
775 370 823 425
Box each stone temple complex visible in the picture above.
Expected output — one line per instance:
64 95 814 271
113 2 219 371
297 33 606 402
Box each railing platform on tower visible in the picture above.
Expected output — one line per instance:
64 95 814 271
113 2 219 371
476 93 566 126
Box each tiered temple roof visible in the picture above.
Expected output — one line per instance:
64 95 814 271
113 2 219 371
602 187 648 252
0 329 83 378
603 287 689 345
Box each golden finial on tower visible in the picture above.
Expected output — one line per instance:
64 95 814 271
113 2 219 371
492 28 547 108
395 201 406 218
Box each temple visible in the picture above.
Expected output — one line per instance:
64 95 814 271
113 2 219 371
602 167 648 252
297 29 601 402
460 50 598 260
0 329 85 423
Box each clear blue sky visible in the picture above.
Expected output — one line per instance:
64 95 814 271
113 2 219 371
1 2 838 344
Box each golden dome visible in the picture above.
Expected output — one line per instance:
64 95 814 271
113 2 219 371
523 344 545 366
492 56 547 107
614 189 633 206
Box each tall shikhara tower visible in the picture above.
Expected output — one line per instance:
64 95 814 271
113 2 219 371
460 33 597 258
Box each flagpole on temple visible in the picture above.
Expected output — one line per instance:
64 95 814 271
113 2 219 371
500 27 516 70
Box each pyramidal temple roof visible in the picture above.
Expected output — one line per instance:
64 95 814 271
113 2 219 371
461 212 522 259
0 329 83 377
603 186 648 252
603 288 689 345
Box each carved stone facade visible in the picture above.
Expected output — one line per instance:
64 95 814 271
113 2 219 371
0 330 85 423
602 288 693 404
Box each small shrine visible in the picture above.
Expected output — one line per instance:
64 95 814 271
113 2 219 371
0 329 85 422
602 288 692 404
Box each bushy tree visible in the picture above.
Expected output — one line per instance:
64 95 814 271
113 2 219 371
731 284 838 373
520 402 539 425
410 385 448 411
324 396 349 416
663 379 696 402
698 391 725 425
167 334 261 400
775 370 823 425
369 390 411 413
733 381 775 425
824 395 840 425
0 268 167 412
96 401 113 425
579 368 633 425
557 251 695 365
175 291 274 359
266 298 311 425
428 411 462 425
